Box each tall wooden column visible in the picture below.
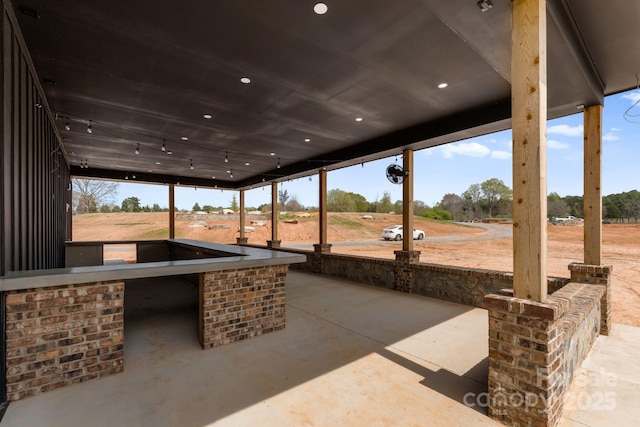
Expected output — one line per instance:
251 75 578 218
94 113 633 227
168 184 175 239
511 0 547 301
319 169 328 245
584 105 603 265
268 182 280 248
237 190 247 245
402 149 414 252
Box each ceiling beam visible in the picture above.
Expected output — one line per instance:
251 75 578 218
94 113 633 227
547 0 605 105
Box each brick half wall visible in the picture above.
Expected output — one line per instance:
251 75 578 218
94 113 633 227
485 283 605 427
199 265 288 349
5 280 124 401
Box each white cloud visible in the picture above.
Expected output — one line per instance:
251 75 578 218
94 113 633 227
547 139 569 149
441 142 490 159
547 124 583 137
603 128 620 141
491 150 512 160
622 91 640 104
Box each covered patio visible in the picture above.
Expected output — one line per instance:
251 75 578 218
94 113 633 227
3 271 637 426
2 1 640 425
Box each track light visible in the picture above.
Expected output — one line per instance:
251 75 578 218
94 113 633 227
64 121 70 131
87 120 92 134
190 159 194 170
161 140 166 152
135 144 140 155
125 173 129 180
230 169 233 178
132 174 136 179
262 177 266 182
277 158 281 169
224 152 229 163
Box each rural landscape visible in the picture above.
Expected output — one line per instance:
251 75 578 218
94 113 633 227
73 210 640 329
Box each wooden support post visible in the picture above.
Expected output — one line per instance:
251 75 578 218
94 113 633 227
584 105 603 265
511 0 547 301
237 190 247 244
319 169 328 245
271 182 278 243
168 184 175 239
402 149 414 252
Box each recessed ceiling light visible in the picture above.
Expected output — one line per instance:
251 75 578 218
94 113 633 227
167 151 173 155
245 162 250 166
155 162 161 165
576 104 585 110
181 136 188 141
304 138 311 142
314 2 328 15
438 82 448 89
203 114 212 119
355 117 363 122
240 77 251 84
148 170 153 173
212 176 216 179
270 152 275 156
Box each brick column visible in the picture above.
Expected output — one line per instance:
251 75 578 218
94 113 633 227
394 250 420 293
312 243 332 274
236 237 248 245
199 265 288 349
5 281 124 401
484 283 605 427
568 263 612 335
266 240 281 249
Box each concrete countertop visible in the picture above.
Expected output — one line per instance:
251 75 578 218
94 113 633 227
0 239 306 292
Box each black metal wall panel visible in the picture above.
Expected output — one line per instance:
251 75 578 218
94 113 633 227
0 8 70 276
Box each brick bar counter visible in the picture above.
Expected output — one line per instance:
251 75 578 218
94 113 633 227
1 240 304 401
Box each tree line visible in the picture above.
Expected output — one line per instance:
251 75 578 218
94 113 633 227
72 178 640 222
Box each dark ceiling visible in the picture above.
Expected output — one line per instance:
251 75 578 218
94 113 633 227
11 0 640 189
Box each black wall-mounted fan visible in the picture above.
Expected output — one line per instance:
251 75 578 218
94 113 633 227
386 164 408 184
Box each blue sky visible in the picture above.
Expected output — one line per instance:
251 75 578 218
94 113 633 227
115 90 640 210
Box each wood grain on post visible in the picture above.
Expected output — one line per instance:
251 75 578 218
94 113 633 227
584 105 603 265
511 0 548 301
403 149 414 252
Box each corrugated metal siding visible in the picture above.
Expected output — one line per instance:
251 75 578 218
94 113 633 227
0 9 71 276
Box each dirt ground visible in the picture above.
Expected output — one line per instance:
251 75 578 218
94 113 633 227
73 212 640 327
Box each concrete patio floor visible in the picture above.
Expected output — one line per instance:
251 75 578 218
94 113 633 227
2 270 638 426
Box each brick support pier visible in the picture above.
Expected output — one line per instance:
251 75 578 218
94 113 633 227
568 263 612 335
312 243 332 274
484 283 605 427
236 237 248 245
5 281 124 401
267 240 281 249
394 250 420 293
199 265 288 349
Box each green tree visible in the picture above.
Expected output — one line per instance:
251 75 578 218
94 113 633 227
327 189 356 212
480 178 512 218
462 184 483 219
99 204 111 213
377 192 394 214
193 202 202 211
121 196 142 212
230 194 239 212
547 192 569 218
424 205 453 220
152 203 162 212
393 200 403 215
347 192 369 212
413 200 429 217
440 193 464 220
